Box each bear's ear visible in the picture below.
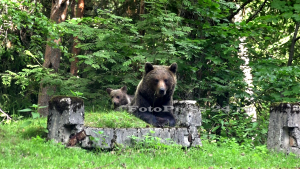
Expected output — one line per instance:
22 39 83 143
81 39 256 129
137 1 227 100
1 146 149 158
106 88 113 94
169 63 177 74
145 62 154 74
121 86 127 93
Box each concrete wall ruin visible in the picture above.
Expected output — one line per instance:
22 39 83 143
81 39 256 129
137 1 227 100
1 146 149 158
47 96 202 149
267 103 300 154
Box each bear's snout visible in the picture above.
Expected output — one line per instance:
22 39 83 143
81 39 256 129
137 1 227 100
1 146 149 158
113 98 120 105
113 101 120 109
155 87 166 97
155 80 167 97
159 88 165 95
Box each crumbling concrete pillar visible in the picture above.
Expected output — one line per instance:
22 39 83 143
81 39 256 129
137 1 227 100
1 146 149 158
173 100 202 146
173 100 202 127
267 103 300 155
47 96 85 144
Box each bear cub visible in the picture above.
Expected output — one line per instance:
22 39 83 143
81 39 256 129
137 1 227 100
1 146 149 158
106 86 134 109
130 62 177 127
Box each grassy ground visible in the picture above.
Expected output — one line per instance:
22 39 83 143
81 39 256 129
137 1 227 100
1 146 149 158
85 111 151 128
0 112 299 168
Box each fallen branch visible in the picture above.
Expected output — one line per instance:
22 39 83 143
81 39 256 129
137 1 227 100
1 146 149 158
0 107 11 122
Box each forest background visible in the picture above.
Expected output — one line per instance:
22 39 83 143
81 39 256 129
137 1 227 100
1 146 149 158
1 0 300 144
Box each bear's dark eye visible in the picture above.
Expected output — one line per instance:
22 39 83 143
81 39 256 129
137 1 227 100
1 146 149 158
116 96 120 99
155 79 159 83
164 79 168 83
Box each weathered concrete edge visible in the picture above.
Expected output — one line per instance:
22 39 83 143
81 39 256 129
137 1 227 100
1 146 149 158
80 126 202 149
270 102 300 113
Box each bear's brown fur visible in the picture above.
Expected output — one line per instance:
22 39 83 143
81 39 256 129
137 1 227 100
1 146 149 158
130 62 177 127
106 86 134 109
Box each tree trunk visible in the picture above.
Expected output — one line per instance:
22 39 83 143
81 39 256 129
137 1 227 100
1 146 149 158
233 4 257 121
70 0 84 76
138 0 145 36
38 0 70 117
287 22 300 66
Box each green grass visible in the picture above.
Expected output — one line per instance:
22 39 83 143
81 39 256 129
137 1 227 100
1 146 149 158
0 114 300 168
85 111 152 128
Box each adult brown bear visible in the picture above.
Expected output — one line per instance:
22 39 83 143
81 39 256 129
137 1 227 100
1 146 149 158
106 86 134 109
130 62 177 127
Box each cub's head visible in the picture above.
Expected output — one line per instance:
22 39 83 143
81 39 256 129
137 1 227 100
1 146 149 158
106 86 129 109
144 62 177 97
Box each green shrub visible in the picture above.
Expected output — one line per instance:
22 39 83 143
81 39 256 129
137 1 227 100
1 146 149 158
201 105 269 147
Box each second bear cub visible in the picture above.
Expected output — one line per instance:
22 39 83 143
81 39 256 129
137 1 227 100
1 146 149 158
106 86 134 109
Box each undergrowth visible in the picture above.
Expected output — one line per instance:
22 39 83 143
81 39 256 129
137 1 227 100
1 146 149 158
0 114 299 168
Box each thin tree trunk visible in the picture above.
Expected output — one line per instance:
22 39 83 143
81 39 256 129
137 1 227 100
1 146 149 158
139 0 144 16
70 0 84 76
138 0 145 36
233 3 257 121
287 22 300 66
38 0 70 117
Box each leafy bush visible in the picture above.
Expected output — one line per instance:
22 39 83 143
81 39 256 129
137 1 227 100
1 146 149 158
201 105 269 146
252 58 300 103
18 104 48 134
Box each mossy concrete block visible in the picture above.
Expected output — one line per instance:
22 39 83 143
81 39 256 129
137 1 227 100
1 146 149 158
47 96 84 144
172 128 190 147
173 100 202 127
154 128 172 144
139 128 152 138
267 103 300 154
47 97 202 148
81 127 202 149
81 127 114 149
115 128 139 147
189 126 201 146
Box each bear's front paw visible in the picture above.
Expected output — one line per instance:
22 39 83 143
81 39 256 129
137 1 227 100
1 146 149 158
155 117 170 127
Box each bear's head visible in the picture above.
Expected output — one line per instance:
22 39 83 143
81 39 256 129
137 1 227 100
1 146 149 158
143 62 177 98
106 86 129 109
